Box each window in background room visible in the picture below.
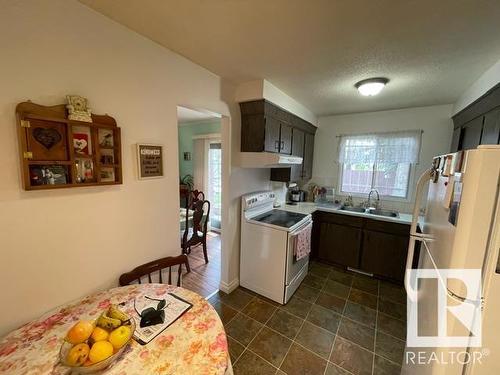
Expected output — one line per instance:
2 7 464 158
338 131 421 199
207 142 222 230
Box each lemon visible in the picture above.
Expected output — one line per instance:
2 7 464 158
91 327 109 342
88 341 114 363
108 325 132 350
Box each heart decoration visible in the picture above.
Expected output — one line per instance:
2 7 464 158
33 127 62 150
73 138 88 153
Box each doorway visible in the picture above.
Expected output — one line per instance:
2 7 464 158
177 106 223 298
207 141 222 231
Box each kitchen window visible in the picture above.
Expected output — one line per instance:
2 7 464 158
338 131 421 199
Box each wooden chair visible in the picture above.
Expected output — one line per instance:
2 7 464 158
182 199 211 264
180 185 190 208
180 187 203 209
119 254 189 287
187 189 205 209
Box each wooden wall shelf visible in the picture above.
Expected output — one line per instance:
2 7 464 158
16 101 123 190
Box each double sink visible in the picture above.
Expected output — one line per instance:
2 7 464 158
339 206 399 218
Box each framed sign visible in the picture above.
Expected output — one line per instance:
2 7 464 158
137 143 163 179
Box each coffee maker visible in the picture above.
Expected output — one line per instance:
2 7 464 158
288 183 307 204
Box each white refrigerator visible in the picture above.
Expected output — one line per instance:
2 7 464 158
402 145 500 375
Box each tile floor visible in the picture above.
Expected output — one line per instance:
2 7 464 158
209 261 407 375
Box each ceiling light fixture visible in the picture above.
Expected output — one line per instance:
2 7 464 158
355 77 389 96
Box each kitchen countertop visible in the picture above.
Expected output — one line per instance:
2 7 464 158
278 201 421 225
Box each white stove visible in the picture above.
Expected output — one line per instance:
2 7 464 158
240 191 312 304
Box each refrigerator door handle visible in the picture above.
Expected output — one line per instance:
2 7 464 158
409 168 433 236
404 235 419 302
404 168 433 302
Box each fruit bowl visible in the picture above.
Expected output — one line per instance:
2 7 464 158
59 306 135 374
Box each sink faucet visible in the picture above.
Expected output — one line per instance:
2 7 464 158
344 194 354 207
367 189 380 209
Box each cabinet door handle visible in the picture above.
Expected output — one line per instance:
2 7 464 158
275 140 279 150
281 141 285 149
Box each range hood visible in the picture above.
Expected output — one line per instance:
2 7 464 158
239 152 303 168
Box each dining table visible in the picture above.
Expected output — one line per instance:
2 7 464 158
179 207 194 232
0 284 231 374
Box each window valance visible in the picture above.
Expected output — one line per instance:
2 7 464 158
338 130 422 164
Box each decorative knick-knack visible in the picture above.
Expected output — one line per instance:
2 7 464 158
66 95 92 122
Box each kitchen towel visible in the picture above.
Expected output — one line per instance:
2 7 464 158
294 223 312 261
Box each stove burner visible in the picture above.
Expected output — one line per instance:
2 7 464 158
252 209 307 229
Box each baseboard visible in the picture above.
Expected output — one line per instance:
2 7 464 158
219 278 239 294
206 289 219 300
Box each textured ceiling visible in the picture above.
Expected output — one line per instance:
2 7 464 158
80 0 500 115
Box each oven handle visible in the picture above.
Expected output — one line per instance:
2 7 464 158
289 220 312 264
289 218 313 236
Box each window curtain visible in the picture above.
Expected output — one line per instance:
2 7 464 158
338 130 422 164
192 138 206 192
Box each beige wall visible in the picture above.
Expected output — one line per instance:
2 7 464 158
313 105 454 213
0 0 268 336
220 82 272 290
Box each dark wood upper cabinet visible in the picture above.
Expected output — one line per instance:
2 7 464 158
450 127 462 153
292 128 305 158
269 128 316 182
302 133 315 181
481 109 500 145
452 83 500 151
461 116 484 150
241 100 317 182
264 116 281 152
240 100 316 155
290 128 305 181
279 123 293 154
240 114 265 152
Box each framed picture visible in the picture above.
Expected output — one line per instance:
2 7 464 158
137 143 163 180
75 159 95 183
99 129 114 148
99 149 114 165
100 167 115 183
29 165 68 186
73 132 90 155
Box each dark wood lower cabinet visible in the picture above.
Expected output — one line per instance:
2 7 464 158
317 222 361 269
312 211 411 283
360 230 408 281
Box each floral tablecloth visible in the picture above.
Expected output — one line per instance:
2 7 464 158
0 284 229 374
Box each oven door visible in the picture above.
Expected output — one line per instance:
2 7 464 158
285 219 312 285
